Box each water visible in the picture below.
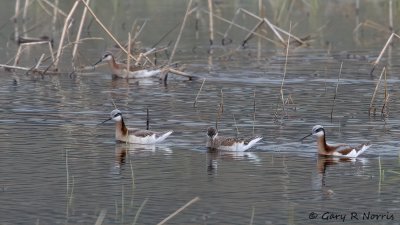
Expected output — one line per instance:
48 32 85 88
1 1 400 224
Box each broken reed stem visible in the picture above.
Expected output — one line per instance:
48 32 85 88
41 0 67 17
216 89 224 130
381 68 389 116
54 0 79 70
389 0 393 32
79 0 137 61
280 22 291 115
331 61 343 121
232 113 239 137
220 88 224 113
208 0 214 45
34 54 45 69
250 206 255 225
243 20 264 46
156 197 200 225
111 98 118 109
206 9 278 45
193 78 206 108
168 0 193 65
22 0 30 21
126 32 131 78
239 8 304 45
370 33 400 74
146 107 149 130
369 67 385 115
65 149 69 195
72 0 90 62
132 20 148 44
253 90 256 136
13 45 24 66
132 198 148 225
94 209 107 225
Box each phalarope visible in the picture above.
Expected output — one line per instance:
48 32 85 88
301 125 370 158
206 127 262 151
101 109 173 144
94 52 161 79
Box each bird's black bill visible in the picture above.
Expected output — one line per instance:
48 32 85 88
93 58 103 66
98 117 112 125
299 133 312 142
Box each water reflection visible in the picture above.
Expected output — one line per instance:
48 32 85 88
113 143 172 173
313 155 370 199
206 148 261 174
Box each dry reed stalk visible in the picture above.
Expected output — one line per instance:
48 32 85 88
330 61 343 121
203 9 278 45
72 0 90 62
354 20 391 34
240 8 305 45
131 20 148 44
279 22 291 115
132 198 148 225
222 9 240 44
370 33 400 74
238 8 283 43
156 197 200 225
263 17 285 44
216 89 224 130
14 0 20 23
389 0 393 32
369 67 385 114
126 32 131 78
250 206 255 225
22 0 30 21
13 45 24 67
36 0 53 16
79 0 137 61
381 68 389 116
242 20 264 46
165 68 194 79
0 64 31 71
13 0 20 41
40 0 67 17
54 0 80 70
65 149 69 195
94 209 107 225
34 53 45 69
168 0 193 65
232 114 239 137
146 108 149 130
208 0 214 45
220 88 224 113
253 90 256 136
193 78 206 108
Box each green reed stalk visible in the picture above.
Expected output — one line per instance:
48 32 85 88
132 198 148 225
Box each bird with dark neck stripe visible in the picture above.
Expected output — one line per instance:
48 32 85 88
101 109 173 144
301 125 370 158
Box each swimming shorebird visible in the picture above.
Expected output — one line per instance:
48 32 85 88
206 127 262 151
301 125 370 158
101 109 173 144
93 52 161 79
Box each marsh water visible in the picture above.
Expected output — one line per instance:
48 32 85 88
1 1 400 225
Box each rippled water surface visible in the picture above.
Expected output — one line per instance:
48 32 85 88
1 1 400 225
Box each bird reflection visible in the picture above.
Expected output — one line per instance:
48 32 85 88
113 143 172 173
206 148 261 174
314 155 369 199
